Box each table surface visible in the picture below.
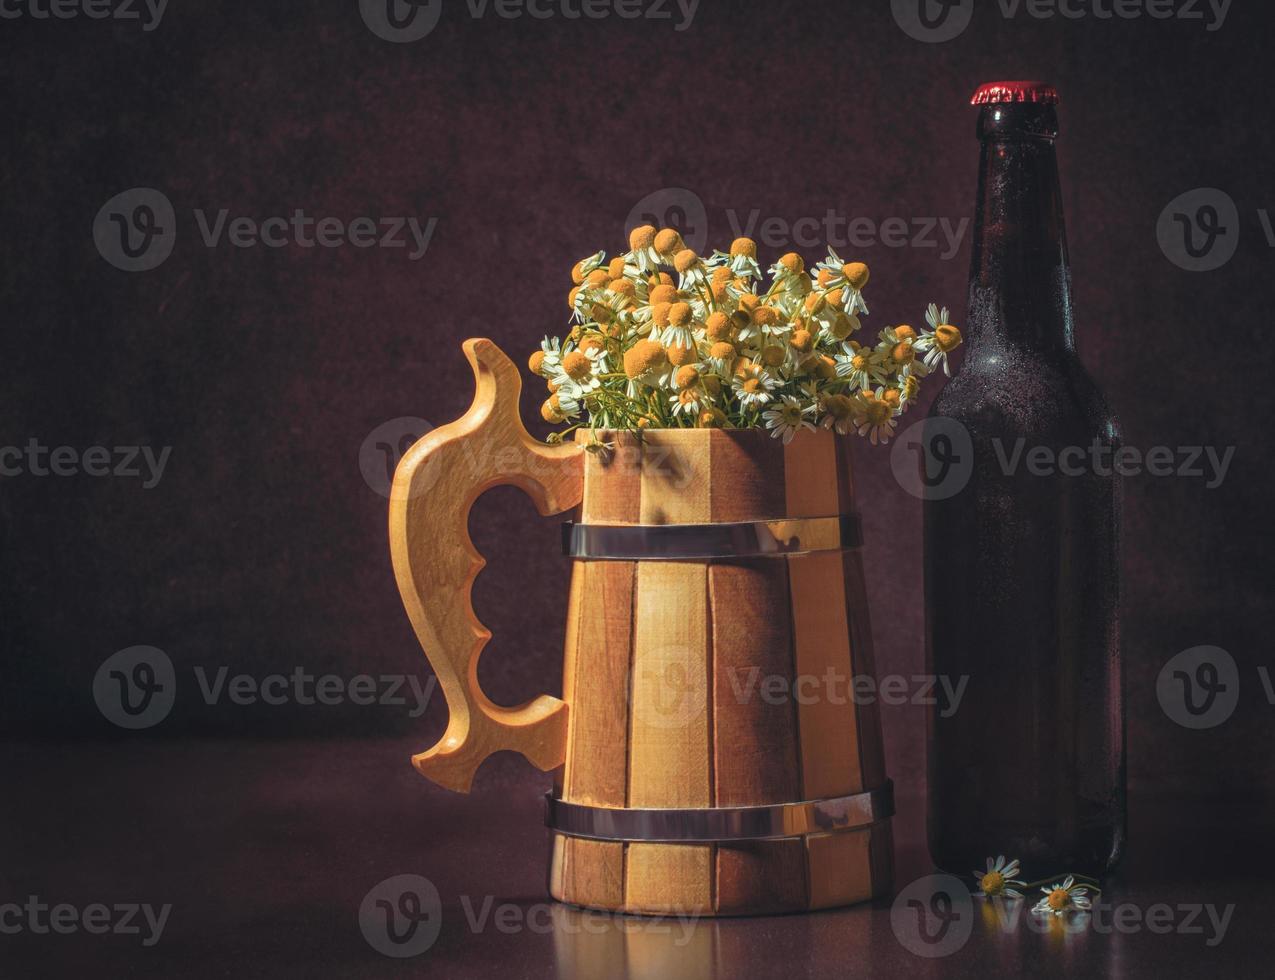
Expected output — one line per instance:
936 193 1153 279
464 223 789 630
2 737 1265 979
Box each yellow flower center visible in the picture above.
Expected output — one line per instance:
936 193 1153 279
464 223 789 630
669 301 694 327
729 237 757 258
623 340 666 378
790 329 814 353
711 266 734 285
829 313 858 340
709 341 736 361
738 293 760 313
883 389 901 407
570 261 587 286
585 268 609 288
817 268 835 287
705 312 733 342
528 350 546 375
825 394 853 418
842 261 869 290
667 341 697 366
653 228 683 256
891 341 915 364
742 378 762 395
936 324 962 351
752 305 780 327
579 336 604 355
567 286 580 310
675 365 700 390
862 396 891 424
608 256 627 279
894 324 917 341
697 407 726 428
1047 889 1069 912
541 398 565 423
562 351 593 380
649 284 678 305
761 344 786 367
608 277 635 297
779 252 804 274
804 292 826 314
673 249 700 274
677 388 699 407
980 871 1005 895
652 301 672 327
629 225 656 251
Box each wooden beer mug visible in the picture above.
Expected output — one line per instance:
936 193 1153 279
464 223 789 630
390 339 894 915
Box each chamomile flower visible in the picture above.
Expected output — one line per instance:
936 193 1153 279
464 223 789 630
529 336 563 377
916 303 964 376
570 250 607 286
673 249 709 291
819 393 857 435
626 226 660 274
731 362 779 410
875 325 926 379
972 856 1025 899
552 348 604 400
767 252 809 297
670 387 704 418
660 301 701 351
812 248 870 315
853 389 897 445
835 342 889 392
762 395 816 444
1031 876 1094 917
726 237 763 279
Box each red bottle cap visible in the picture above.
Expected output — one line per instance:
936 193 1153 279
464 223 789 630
970 81 1059 106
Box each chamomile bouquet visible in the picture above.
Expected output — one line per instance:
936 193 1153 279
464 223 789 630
530 226 962 446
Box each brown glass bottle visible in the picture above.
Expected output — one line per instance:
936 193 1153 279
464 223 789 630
925 82 1124 880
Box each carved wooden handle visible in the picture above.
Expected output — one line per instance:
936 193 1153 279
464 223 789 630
389 338 584 792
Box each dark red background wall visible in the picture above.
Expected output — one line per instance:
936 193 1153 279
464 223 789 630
2 1 1271 824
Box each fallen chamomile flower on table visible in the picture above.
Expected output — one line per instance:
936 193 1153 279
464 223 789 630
1031 875 1094 916
972 855 1026 899
530 227 962 440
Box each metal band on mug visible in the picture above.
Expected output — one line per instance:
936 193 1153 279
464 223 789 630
544 781 893 843
561 514 861 561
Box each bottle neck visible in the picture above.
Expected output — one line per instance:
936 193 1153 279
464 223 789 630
967 103 1075 355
